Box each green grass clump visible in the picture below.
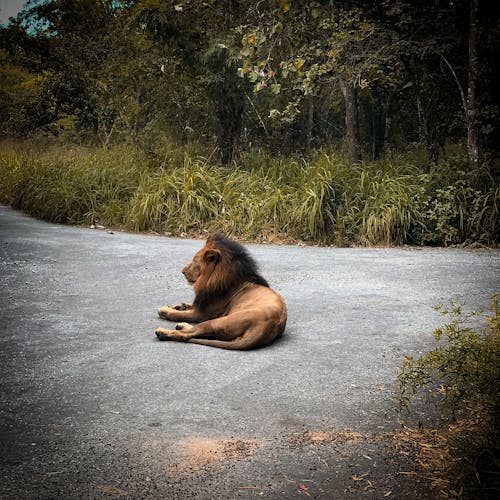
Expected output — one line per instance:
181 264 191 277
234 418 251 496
0 141 498 246
127 156 297 238
333 159 428 246
127 157 225 233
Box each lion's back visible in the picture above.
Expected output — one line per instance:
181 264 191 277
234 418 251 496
231 283 287 325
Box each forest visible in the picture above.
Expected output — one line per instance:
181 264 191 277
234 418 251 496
0 0 499 246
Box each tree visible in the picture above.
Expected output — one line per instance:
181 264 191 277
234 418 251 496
1 0 127 140
385 0 491 168
466 0 479 169
136 0 250 163
1 0 497 164
239 1 401 163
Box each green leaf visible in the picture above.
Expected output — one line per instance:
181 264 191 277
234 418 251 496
270 83 281 94
271 22 283 35
294 58 305 70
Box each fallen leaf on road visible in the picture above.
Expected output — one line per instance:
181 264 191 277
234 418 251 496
351 475 364 481
298 483 311 496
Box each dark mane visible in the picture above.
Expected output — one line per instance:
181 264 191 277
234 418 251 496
193 234 269 311
209 234 270 288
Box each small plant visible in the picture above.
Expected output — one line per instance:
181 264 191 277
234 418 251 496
396 294 500 498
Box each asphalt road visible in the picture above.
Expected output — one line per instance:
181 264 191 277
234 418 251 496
1 205 499 499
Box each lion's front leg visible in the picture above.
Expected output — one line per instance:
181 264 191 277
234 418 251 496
155 316 260 349
158 304 201 322
156 316 247 343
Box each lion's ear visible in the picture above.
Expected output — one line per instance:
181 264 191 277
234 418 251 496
204 249 221 263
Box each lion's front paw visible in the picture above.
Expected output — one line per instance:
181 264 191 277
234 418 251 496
155 327 172 341
155 326 189 342
173 303 192 311
158 306 177 319
175 322 193 332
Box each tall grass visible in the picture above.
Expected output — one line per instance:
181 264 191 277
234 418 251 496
0 144 145 226
0 141 498 246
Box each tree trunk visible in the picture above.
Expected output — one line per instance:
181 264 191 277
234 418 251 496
467 0 479 170
383 95 391 153
369 96 388 160
214 68 245 165
304 95 314 153
339 78 362 164
219 104 243 164
439 0 480 170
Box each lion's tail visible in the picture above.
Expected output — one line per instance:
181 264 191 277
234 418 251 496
186 335 261 350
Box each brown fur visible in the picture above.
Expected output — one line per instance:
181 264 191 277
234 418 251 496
155 234 287 350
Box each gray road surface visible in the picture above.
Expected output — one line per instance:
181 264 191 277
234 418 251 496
1 205 499 499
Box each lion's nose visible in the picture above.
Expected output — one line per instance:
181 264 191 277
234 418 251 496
182 266 187 275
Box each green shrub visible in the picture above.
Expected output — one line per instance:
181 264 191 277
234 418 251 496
417 148 500 246
421 179 499 246
396 295 500 497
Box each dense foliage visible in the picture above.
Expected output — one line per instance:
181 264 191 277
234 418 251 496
0 1 499 244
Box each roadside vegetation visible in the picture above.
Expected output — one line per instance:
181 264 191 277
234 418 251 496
0 141 498 246
1 2 499 246
396 295 500 498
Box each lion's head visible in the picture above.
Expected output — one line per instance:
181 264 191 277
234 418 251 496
182 234 269 310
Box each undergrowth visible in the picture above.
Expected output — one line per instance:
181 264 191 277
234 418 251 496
0 141 498 246
396 295 500 498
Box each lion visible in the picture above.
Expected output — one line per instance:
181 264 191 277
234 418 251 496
155 233 287 350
